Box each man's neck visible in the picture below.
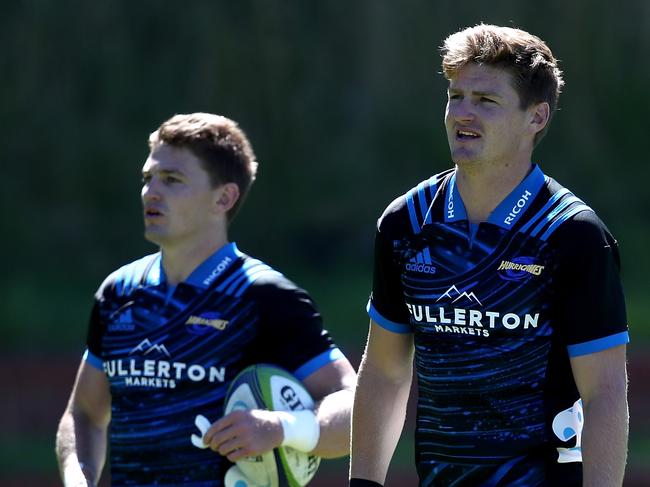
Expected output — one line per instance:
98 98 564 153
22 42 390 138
455 160 533 224
161 234 230 286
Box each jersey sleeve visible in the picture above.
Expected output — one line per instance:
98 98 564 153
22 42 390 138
251 278 343 381
85 301 103 363
84 273 115 370
550 211 629 357
367 199 413 333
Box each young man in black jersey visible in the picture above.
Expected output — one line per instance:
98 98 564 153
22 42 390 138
350 24 629 487
55 112 356 486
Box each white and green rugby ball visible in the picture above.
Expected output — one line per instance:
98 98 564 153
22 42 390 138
224 364 321 487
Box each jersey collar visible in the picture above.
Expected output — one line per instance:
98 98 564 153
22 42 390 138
444 164 546 229
184 242 242 288
154 242 242 289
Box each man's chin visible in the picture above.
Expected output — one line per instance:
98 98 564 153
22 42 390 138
452 154 480 166
144 229 165 247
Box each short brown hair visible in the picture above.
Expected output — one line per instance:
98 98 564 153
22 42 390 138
149 113 258 221
441 24 564 145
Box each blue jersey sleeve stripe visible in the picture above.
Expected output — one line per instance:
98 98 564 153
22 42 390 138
234 269 283 297
540 204 591 241
228 264 271 295
483 454 527 487
406 190 421 234
367 301 412 334
428 175 438 200
216 269 242 292
423 176 439 225
567 331 630 357
293 348 345 380
216 259 258 292
529 195 582 237
519 187 570 234
220 260 264 294
83 349 104 370
416 181 429 225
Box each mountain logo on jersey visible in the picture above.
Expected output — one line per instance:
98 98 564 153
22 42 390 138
436 285 483 306
498 256 545 281
405 248 436 275
185 312 229 334
130 338 171 357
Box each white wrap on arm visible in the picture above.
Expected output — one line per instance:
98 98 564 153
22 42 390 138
277 410 320 452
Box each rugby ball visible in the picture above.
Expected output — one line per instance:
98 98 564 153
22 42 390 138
224 364 321 487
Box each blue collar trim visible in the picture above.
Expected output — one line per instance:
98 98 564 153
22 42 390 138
488 165 546 229
156 242 242 289
444 164 546 229
147 253 163 286
184 242 242 288
444 172 468 223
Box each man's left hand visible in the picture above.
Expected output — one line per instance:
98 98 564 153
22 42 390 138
202 409 284 461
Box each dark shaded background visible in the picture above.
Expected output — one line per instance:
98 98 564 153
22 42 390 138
2 1 648 485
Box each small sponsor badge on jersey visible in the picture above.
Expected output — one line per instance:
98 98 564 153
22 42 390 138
185 312 229 334
497 256 545 281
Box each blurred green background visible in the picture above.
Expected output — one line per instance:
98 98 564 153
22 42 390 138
1 1 648 485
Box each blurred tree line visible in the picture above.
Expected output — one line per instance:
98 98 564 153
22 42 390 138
1 0 648 353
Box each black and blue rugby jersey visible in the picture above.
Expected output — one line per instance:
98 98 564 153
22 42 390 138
368 165 629 487
84 242 343 486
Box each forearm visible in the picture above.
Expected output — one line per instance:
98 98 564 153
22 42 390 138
350 359 412 484
56 410 108 486
311 388 355 458
581 392 628 487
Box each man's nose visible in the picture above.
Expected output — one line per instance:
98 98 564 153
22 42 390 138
142 179 162 201
450 99 476 123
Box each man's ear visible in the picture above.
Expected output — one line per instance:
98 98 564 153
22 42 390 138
530 101 550 136
214 182 240 215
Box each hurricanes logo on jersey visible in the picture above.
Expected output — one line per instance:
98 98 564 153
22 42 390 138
185 312 229 334
498 256 545 281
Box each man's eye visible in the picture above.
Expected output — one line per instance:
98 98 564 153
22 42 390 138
165 176 181 184
142 175 151 184
480 97 496 103
449 94 461 100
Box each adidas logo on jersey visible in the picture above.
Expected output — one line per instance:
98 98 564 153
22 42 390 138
405 249 436 274
108 301 136 332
